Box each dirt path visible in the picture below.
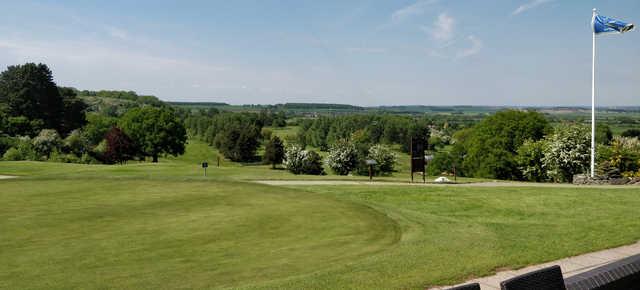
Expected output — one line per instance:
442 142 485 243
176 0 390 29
0 175 17 179
253 180 635 188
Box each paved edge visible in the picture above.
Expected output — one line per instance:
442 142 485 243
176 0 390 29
428 240 640 290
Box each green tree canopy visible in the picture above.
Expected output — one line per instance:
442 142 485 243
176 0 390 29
0 63 63 134
461 110 551 180
0 64 86 136
263 136 285 169
119 107 187 162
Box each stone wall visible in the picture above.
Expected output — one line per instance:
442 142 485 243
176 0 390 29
573 174 640 185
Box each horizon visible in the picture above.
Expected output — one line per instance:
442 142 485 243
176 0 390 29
1 1 639 106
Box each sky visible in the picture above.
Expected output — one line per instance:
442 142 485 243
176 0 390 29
0 0 639 106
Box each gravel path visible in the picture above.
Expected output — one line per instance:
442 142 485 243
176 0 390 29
0 175 17 180
253 180 635 188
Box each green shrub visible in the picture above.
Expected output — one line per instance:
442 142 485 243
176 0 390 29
516 140 548 182
3 147 22 161
64 129 89 156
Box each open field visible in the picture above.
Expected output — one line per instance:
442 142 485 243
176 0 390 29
2 141 640 289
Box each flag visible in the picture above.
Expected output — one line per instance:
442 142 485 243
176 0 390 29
593 14 634 34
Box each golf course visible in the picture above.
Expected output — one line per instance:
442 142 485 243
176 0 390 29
2 140 640 289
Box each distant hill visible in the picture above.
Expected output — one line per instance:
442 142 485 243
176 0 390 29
168 101 230 108
77 90 165 116
281 103 364 111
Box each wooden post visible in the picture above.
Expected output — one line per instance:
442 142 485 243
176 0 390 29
217 156 220 167
453 164 457 182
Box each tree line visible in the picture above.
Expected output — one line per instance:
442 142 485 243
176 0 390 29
0 63 187 164
426 110 640 182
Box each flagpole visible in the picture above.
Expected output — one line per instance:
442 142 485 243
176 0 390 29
591 8 596 178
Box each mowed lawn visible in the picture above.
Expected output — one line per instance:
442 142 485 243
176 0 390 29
1 141 640 289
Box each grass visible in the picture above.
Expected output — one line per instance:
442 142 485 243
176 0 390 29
1 140 640 289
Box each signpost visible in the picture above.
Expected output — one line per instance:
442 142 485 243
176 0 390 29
365 159 377 182
202 161 208 176
410 138 426 183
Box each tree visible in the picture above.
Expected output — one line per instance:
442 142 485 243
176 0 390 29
58 87 87 135
104 127 136 164
2 116 43 137
0 63 64 133
326 139 358 175
263 136 285 168
213 122 260 162
595 124 613 145
83 113 117 146
302 150 324 175
119 107 187 162
516 140 548 182
542 125 590 182
426 151 454 176
63 129 89 156
367 144 397 175
32 129 62 159
622 129 640 138
462 110 550 180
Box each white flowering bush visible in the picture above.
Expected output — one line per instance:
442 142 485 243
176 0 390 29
542 125 590 182
612 136 640 152
326 140 358 175
367 144 397 174
284 145 305 174
284 145 324 175
32 129 62 158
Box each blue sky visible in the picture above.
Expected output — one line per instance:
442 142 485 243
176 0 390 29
0 0 638 106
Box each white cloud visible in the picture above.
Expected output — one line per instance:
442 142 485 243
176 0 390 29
105 26 128 40
390 0 438 23
0 37 229 95
456 35 483 59
512 0 554 16
423 13 455 42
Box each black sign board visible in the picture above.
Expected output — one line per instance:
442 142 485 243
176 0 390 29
410 138 426 183
202 162 208 168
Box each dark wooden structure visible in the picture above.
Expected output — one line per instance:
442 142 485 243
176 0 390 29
410 138 426 183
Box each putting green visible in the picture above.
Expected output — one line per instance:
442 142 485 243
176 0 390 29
0 178 399 289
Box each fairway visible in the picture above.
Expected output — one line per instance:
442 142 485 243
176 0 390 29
2 142 640 289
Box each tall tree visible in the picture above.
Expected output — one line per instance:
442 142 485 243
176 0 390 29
462 110 551 180
0 63 64 134
119 107 187 162
58 87 87 135
263 136 285 168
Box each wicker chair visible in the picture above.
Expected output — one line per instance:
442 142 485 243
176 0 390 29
500 265 566 290
444 283 481 290
564 253 640 290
